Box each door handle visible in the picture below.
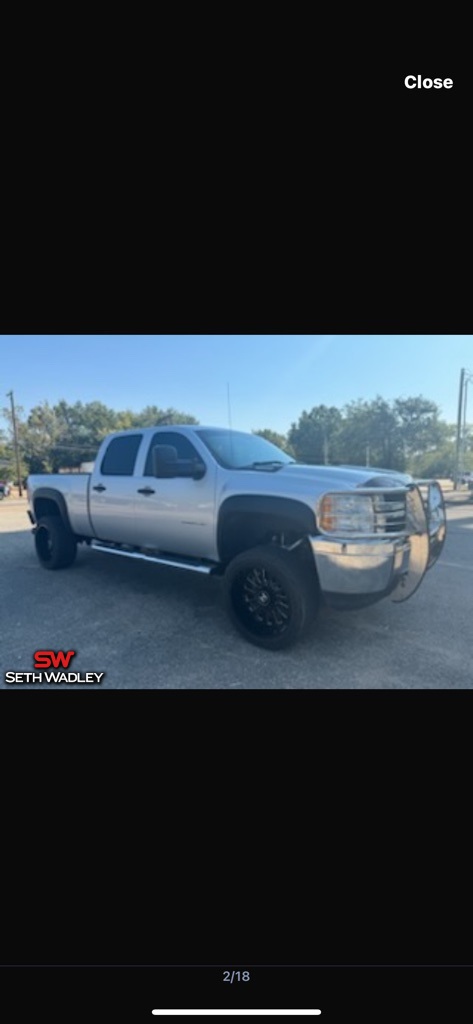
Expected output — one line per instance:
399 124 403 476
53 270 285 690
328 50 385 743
92 484 107 492
137 487 156 495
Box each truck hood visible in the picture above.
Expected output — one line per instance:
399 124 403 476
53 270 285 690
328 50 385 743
219 463 413 506
277 463 413 490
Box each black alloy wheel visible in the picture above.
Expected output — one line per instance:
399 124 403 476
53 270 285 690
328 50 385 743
224 545 318 650
35 515 77 570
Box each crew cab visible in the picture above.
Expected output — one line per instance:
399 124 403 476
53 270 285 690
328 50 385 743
26 426 447 649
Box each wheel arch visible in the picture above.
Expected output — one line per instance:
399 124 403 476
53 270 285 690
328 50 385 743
32 488 74 534
217 494 317 564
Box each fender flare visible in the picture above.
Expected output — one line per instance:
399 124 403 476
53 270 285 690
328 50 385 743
217 494 317 562
31 487 74 534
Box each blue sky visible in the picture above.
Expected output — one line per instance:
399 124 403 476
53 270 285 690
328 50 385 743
1 335 472 434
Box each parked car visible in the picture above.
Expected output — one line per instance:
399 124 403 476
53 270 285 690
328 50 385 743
0 481 11 498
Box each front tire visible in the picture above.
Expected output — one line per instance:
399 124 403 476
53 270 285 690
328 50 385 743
35 515 77 570
224 545 318 650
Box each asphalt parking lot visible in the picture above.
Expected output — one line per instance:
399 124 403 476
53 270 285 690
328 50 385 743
1 494 472 688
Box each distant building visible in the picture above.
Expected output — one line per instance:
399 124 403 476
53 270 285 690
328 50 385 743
57 462 95 473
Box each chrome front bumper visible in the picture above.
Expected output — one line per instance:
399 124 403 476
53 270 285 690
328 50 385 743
309 481 446 607
309 534 411 597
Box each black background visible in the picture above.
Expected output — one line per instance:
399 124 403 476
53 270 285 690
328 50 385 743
0 964 470 1022
1 21 470 1024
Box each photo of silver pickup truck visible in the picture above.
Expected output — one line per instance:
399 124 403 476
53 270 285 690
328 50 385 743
26 426 447 650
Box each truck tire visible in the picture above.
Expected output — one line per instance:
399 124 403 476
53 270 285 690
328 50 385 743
224 545 318 650
35 515 77 570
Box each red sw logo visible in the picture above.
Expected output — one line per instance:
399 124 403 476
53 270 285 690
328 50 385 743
34 650 76 669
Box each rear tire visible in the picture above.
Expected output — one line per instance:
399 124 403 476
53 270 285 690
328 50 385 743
35 515 77 570
224 544 318 650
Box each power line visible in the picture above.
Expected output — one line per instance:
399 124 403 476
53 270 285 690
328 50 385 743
21 443 99 452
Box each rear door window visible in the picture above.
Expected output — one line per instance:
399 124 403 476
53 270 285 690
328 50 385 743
100 435 143 475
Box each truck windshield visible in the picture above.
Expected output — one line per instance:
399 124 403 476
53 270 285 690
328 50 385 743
197 429 294 470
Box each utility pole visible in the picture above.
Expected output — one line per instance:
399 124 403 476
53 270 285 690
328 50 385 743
454 369 473 487
463 374 472 480
6 390 22 496
454 369 465 488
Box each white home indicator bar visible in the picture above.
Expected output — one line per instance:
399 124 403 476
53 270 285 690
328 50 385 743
151 1012 321 1017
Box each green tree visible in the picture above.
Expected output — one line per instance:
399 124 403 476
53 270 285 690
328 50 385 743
2 399 200 475
25 401 64 472
288 406 343 464
394 396 446 462
128 406 199 428
405 420 456 477
409 442 456 479
51 400 117 467
1 404 30 481
114 409 136 431
338 398 404 469
252 429 295 456
0 430 13 479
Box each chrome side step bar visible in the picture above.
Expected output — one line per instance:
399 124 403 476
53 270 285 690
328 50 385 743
91 541 216 574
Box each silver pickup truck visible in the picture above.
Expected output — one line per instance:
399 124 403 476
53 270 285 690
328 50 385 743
26 425 447 649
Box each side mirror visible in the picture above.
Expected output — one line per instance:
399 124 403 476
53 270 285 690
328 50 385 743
153 445 179 478
152 445 206 480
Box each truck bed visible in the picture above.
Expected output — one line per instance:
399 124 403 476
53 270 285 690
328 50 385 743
27 474 93 537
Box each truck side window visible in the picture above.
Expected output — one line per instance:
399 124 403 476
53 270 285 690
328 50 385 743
144 432 201 475
100 435 143 476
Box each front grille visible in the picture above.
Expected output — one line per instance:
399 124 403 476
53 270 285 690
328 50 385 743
372 493 407 534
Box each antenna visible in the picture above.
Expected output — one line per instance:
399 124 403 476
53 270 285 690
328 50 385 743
227 382 235 464
227 382 233 431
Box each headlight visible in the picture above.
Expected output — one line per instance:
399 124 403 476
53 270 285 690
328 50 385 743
318 493 376 534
